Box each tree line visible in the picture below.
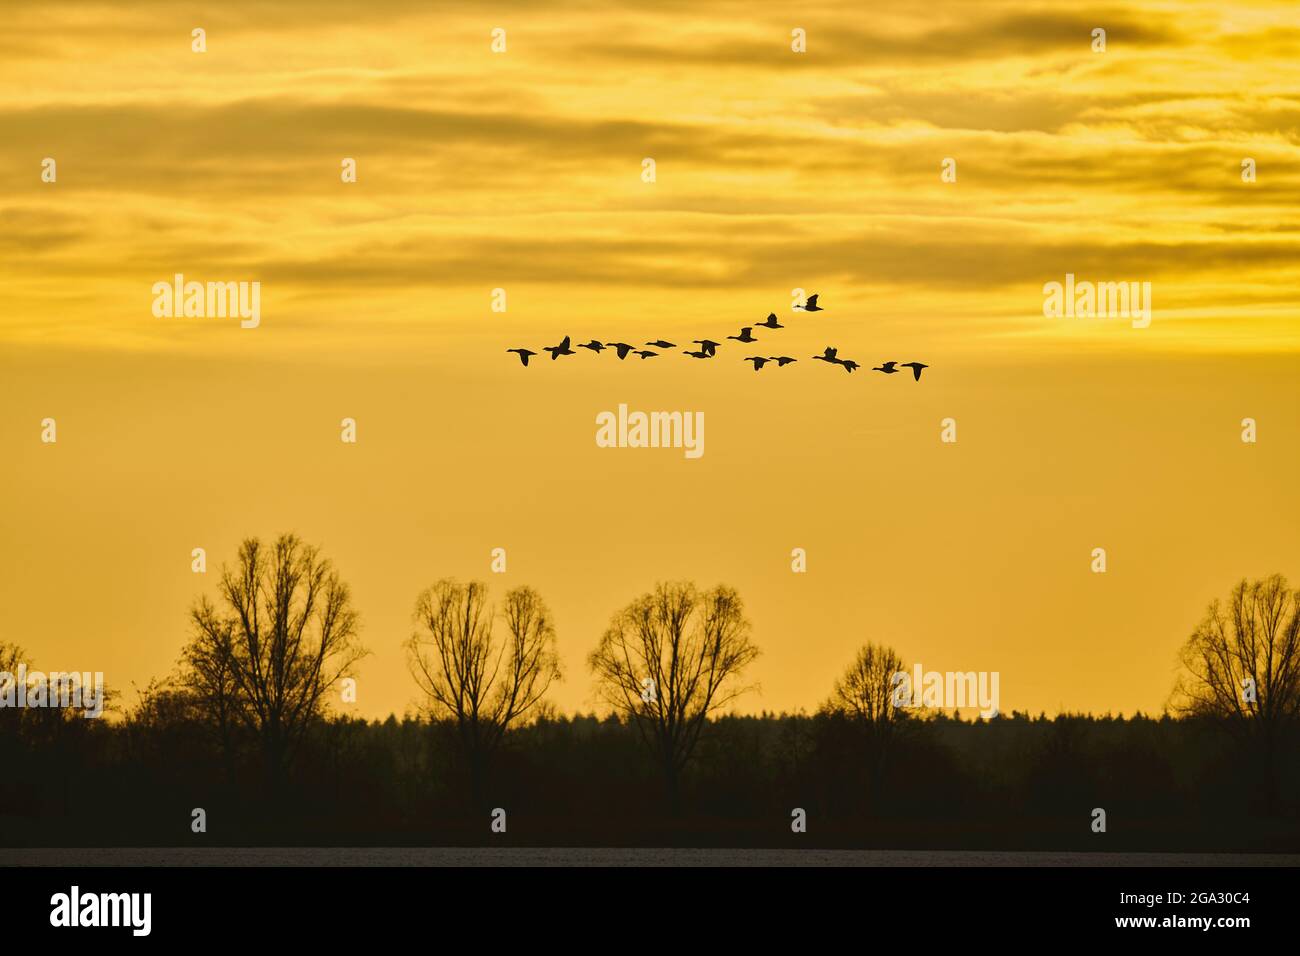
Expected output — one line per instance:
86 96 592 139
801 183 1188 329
176 534 764 812
1 533 1297 847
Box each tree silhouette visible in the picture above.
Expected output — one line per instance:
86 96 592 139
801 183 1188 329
405 580 560 805
185 534 365 796
825 642 909 807
831 643 908 727
1171 573 1300 808
181 618 241 785
124 677 204 772
0 642 23 674
0 643 111 737
589 582 759 811
0 642 26 738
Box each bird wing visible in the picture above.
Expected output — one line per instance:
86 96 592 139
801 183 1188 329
806 294 819 307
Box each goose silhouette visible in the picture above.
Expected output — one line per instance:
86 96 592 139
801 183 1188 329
770 356 797 366
606 342 636 360
544 335 576 359
579 339 605 353
634 350 659 359
811 346 839 364
756 313 783 329
745 356 771 371
506 348 536 367
728 327 757 343
646 340 675 349
899 361 928 381
796 293 824 312
872 361 899 374
840 360 860 373
693 339 721 355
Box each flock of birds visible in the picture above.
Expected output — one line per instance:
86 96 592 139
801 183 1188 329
505 293 928 380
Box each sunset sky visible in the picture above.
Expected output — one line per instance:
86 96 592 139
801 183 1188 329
2 1 1297 721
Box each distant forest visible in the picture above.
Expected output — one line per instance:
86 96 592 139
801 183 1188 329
2 535 1297 851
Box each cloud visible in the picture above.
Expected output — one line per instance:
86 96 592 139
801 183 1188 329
0 0 1295 357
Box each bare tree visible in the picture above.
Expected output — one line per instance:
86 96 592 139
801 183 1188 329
1171 574 1300 806
406 580 560 804
0 643 110 736
185 534 365 795
0 642 23 674
124 676 202 765
181 612 241 784
827 642 909 803
0 642 27 738
831 643 908 728
589 582 759 810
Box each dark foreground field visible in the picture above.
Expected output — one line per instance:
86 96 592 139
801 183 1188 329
4 710 1298 852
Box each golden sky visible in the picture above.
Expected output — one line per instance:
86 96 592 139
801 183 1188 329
2 1 1298 719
